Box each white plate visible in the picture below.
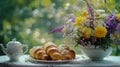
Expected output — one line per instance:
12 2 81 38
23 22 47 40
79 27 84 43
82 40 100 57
29 56 75 64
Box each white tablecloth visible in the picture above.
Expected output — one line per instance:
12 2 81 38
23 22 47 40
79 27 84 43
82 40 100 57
0 55 120 67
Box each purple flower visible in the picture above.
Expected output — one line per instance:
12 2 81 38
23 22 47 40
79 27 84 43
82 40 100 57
84 0 94 19
49 25 64 33
107 13 116 21
106 13 119 34
116 24 120 31
49 14 76 33
68 14 76 22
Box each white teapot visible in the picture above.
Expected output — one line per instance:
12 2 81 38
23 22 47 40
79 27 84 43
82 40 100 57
0 39 28 61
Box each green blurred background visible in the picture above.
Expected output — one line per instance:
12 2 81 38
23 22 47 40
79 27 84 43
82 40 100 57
0 0 120 55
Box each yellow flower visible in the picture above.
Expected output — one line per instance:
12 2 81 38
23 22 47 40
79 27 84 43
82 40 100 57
116 14 120 20
81 11 88 17
82 27 91 38
94 26 107 38
75 16 83 26
75 16 86 26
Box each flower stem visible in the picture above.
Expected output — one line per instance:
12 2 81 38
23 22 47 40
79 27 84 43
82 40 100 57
104 0 107 12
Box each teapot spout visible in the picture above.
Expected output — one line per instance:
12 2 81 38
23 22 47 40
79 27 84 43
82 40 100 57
0 44 7 54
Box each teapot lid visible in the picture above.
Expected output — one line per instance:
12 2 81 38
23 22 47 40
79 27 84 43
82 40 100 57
7 38 22 46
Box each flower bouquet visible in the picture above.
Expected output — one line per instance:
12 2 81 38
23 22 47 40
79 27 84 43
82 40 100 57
50 0 120 60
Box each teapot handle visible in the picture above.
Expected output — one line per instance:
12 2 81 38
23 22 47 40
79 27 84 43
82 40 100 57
0 44 7 54
22 45 28 54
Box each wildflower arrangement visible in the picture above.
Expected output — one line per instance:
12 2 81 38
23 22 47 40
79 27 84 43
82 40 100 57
50 0 120 50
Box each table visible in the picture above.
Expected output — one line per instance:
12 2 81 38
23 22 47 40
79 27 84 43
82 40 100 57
0 55 120 67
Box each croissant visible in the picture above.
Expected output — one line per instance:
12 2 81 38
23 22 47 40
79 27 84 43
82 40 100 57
44 42 62 60
59 45 76 60
35 50 51 60
29 46 43 58
44 42 57 52
29 46 50 60
29 47 36 58
61 49 76 60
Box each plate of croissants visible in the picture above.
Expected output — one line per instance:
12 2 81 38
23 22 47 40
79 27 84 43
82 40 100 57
29 42 76 64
